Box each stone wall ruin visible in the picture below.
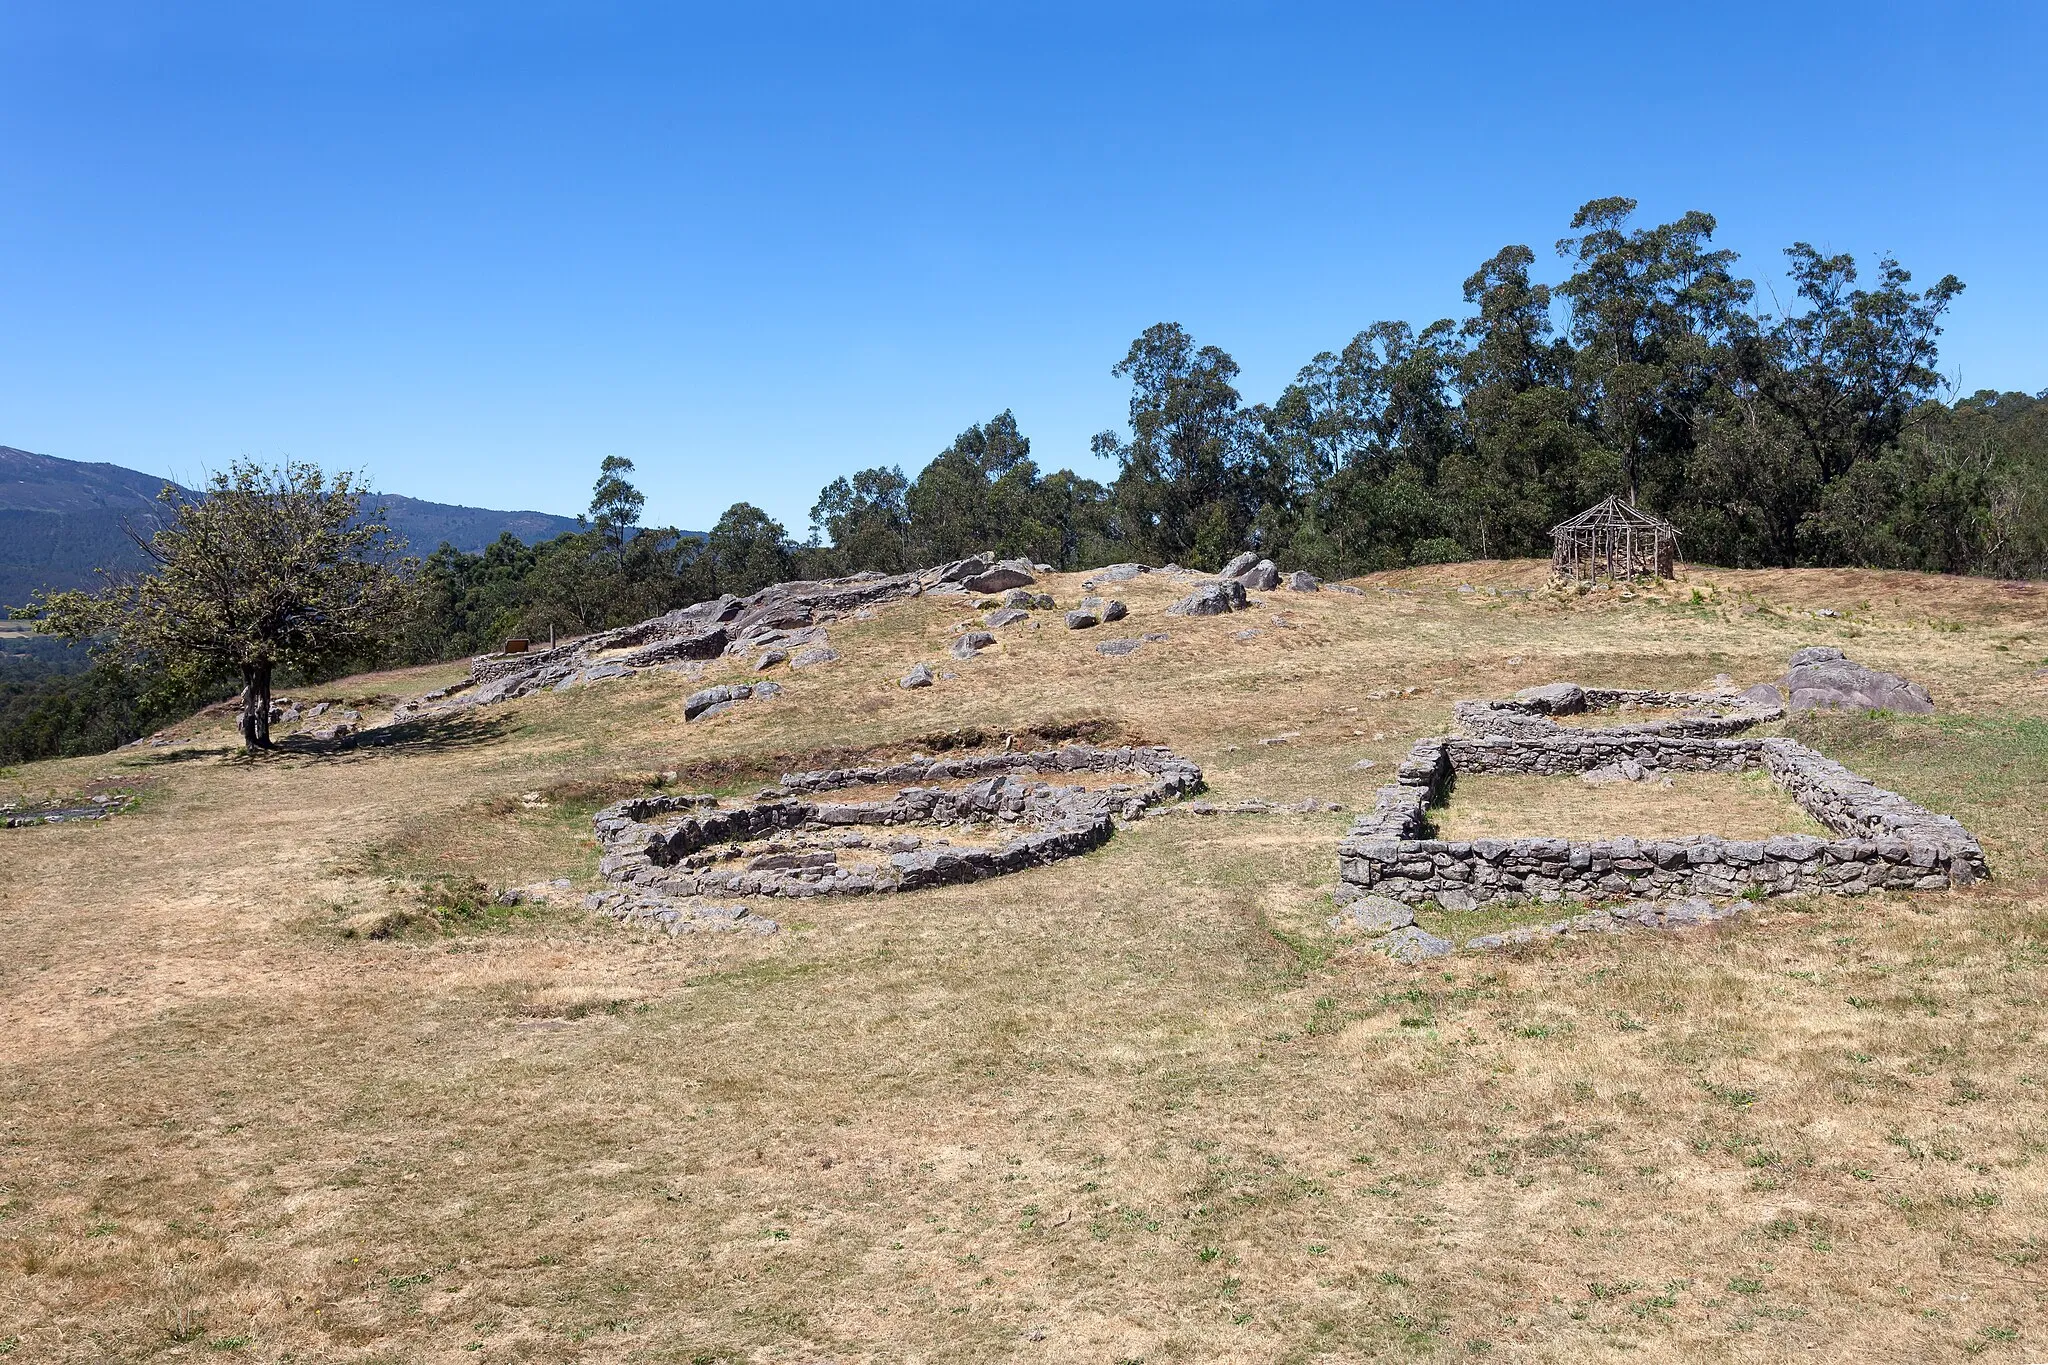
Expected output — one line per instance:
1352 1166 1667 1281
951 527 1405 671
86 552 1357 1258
584 744 1204 930
1338 687 1987 910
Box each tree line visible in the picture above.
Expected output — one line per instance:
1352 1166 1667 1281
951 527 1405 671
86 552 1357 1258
415 194 2048 666
7 196 2046 763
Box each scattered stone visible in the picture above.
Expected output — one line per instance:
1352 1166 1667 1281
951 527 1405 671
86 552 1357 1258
790 646 841 669
1582 758 1662 785
1463 897 1743 951
951 631 996 660
1327 583 1365 595
933 553 995 584
984 607 1030 629
1235 559 1280 591
1257 731 1300 746
2 790 142 828
901 663 936 688
1332 893 1416 935
1082 563 1150 585
1095 638 1143 657
1221 551 1259 578
753 649 787 671
1142 631 1169 642
1001 588 1056 609
1165 581 1249 617
1367 925 1454 964
1781 648 1933 714
961 558 1037 594
1353 758 1377 770
1233 628 1262 641
1515 682 1586 713
1285 570 1320 591
1065 606 1100 630
684 682 780 720
1738 681 1782 708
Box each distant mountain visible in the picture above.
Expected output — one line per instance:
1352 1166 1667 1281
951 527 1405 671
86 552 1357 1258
0 446 587 609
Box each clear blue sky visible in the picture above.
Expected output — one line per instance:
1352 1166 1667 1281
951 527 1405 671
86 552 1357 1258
4 2 2043 535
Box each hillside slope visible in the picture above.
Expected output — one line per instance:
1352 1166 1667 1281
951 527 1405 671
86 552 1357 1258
2 564 2045 1361
0 445 586 607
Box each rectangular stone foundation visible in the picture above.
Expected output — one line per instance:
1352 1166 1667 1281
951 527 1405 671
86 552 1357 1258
1338 734 1987 908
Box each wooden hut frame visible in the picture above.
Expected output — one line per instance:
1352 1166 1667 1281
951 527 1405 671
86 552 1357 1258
1549 496 1678 582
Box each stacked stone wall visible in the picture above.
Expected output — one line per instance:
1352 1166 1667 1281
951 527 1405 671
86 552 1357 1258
1336 726 1986 909
591 744 1203 902
1452 687 1781 743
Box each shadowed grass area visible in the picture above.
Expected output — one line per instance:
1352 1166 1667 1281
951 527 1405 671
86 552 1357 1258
2 562 2046 1362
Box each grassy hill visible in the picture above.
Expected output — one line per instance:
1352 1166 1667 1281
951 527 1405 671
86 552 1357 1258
3 561 2045 1360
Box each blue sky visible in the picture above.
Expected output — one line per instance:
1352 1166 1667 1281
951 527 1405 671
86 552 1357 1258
3 2 2044 535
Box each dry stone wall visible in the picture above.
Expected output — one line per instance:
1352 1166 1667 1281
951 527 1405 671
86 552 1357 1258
1338 706 1986 910
1452 685 1782 742
588 744 1203 915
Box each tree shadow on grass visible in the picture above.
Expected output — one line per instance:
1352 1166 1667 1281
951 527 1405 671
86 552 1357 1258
276 710 517 761
126 744 239 766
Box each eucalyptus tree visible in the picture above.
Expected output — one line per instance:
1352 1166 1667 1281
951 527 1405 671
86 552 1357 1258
1745 245 1964 486
1555 197 1754 507
811 465 911 572
1096 323 1262 567
588 454 646 560
1445 243 1590 557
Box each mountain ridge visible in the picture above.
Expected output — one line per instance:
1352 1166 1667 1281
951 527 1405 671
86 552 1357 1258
0 445 587 608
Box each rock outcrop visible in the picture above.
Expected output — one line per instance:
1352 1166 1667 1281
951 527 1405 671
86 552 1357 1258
399 564 944 718
950 631 996 660
1235 559 1280 591
1780 647 1934 714
1064 597 1127 629
684 680 782 721
1165 580 1249 617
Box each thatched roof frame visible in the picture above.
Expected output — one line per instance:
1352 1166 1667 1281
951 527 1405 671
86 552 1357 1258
1549 496 1679 581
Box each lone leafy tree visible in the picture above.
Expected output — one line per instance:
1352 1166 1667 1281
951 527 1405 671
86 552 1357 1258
32 461 418 750
588 454 645 560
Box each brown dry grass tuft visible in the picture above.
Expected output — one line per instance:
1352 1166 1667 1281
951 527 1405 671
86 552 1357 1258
2 561 2046 1361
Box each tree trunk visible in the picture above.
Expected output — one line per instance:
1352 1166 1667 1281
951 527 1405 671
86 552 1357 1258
240 660 273 750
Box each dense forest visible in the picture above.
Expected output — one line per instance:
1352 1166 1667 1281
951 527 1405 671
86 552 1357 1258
7 198 2046 764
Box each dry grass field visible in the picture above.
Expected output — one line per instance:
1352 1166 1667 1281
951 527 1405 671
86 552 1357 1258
1428 772 1830 843
4 560 2048 1363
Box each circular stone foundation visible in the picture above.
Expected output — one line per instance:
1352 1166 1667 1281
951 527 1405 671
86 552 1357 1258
585 743 1204 932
